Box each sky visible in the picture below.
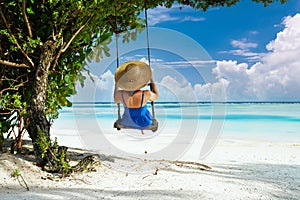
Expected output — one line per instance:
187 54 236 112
73 0 300 102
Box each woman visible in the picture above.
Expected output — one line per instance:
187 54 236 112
114 61 158 134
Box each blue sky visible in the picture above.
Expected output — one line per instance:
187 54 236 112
150 1 300 64
74 0 300 102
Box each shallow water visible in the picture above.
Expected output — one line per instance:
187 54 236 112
53 102 300 142
51 102 300 160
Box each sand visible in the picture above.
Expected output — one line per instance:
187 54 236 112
1 139 300 200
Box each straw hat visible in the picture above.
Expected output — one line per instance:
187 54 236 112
115 61 152 91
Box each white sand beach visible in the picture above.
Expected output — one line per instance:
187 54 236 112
1 138 300 200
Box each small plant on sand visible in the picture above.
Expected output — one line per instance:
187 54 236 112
11 169 29 191
36 126 71 175
10 169 21 178
36 126 51 159
50 138 72 175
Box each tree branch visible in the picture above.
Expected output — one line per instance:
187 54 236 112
0 79 28 96
0 112 14 116
0 106 22 112
0 87 18 95
0 59 30 68
0 8 34 67
51 40 64 71
22 0 33 38
50 16 93 71
1 73 29 83
61 16 93 53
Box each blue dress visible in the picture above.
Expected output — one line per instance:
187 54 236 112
120 91 153 129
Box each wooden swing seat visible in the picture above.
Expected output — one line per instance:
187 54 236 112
114 118 158 132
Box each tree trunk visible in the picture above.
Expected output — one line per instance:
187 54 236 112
28 40 56 167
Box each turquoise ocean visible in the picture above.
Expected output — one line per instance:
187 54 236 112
54 102 300 143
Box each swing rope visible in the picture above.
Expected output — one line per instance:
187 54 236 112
144 0 151 67
115 4 121 121
144 0 156 120
116 33 121 121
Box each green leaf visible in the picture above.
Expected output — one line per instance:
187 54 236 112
103 49 110 57
64 75 72 82
53 11 59 19
84 35 91 43
96 52 100 62
8 2 16 6
131 31 137 41
78 73 86 88
26 7 35 15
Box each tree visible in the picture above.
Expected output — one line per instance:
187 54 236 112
0 0 288 170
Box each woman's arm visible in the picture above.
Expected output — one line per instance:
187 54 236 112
149 75 159 101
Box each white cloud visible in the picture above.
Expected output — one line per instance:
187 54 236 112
153 74 227 102
147 6 205 26
266 14 300 52
221 49 263 61
164 60 216 68
220 38 261 62
230 39 258 50
147 7 177 25
159 75 195 101
94 70 114 90
179 16 205 23
74 70 115 102
194 79 229 102
248 30 259 35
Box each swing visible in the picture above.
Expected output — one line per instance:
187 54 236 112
113 2 158 132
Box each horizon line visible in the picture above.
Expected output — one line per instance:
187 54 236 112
71 101 300 104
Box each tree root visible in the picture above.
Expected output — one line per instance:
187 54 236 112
71 155 101 173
